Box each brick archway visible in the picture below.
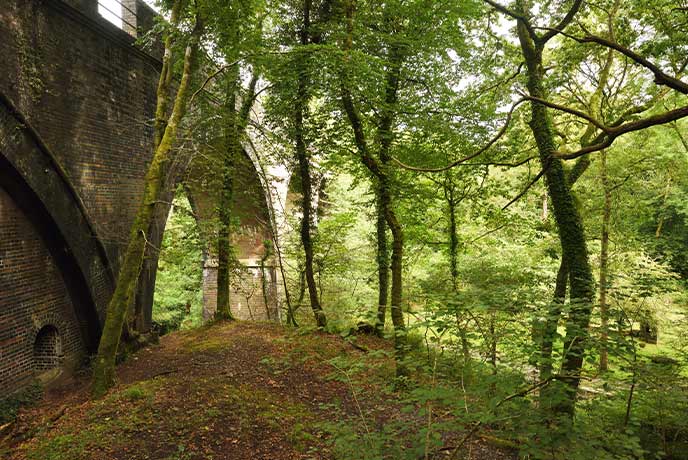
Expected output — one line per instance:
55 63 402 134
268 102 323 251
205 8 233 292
33 325 63 372
0 94 104 351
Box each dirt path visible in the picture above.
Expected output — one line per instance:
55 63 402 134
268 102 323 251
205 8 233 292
2 322 515 460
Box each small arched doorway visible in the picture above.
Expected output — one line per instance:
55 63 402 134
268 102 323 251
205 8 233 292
33 325 63 372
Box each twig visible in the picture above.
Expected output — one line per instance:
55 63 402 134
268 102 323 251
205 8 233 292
325 358 373 446
189 58 243 104
502 166 548 211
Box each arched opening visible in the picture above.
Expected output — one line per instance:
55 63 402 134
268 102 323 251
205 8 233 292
152 187 204 335
33 325 63 372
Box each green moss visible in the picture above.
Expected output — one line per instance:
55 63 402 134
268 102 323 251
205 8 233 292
121 385 152 402
15 32 46 102
0 381 43 424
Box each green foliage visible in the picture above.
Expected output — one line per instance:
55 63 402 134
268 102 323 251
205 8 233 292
153 189 204 334
88 0 688 456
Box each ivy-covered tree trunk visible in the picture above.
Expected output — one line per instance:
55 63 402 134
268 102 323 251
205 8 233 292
445 181 470 360
377 43 408 377
375 186 389 336
295 0 327 328
216 74 239 321
599 150 611 371
517 20 596 419
92 11 203 397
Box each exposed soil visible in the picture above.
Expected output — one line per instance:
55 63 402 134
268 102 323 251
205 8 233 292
2 322 516 460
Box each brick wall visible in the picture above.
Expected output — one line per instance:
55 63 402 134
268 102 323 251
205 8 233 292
0 0 163 395
186 148 279 322
0 187 85 393
201 259 278 322
33 326 62 372
0 0 162 275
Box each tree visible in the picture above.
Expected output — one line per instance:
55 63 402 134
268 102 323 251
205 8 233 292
92 0 204 397
265 0 335 328
336 0 479 377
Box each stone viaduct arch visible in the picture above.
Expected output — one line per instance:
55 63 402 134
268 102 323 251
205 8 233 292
0 0 276 395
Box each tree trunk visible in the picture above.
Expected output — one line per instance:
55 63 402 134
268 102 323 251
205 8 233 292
217 69 258 320
340 0 406 376
655 175 672 238
216 73 240 321
599 150 611 371
540 256 568 379
295 0 327 328
517 21 596 419
446 183 470 360
375 185 389 336
538 256 568 414
92 13 202 397
447 186 460 290
383 182 407 378
260 241 273 320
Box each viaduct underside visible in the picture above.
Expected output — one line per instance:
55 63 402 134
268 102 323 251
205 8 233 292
0 0 276 396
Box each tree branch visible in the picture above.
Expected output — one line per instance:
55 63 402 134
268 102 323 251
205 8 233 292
502 165 548 210
521 94 611 133
556 104 688 159
481 0 538 40
390 98 527 172
539 0 584 45
539 27 688 94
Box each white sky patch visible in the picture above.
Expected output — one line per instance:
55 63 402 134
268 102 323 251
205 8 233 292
98 0 122 28
98 0 159 29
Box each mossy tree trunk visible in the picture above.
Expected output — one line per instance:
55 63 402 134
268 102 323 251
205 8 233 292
92 7 203 398
216 73 239 321
516 16 595 419
374 185 389 336
340 0 407 378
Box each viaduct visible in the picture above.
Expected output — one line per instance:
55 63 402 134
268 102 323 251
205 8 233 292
0 0 277 396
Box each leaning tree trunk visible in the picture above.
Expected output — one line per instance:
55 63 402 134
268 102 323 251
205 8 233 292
536 34 613 379
340 0 406 376
517 20 596 419
375 186 390 336
92 16 202 397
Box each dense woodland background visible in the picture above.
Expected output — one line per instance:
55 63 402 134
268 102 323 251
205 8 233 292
10 0 688 459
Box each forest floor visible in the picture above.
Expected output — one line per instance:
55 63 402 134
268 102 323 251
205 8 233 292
2 321 516 460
